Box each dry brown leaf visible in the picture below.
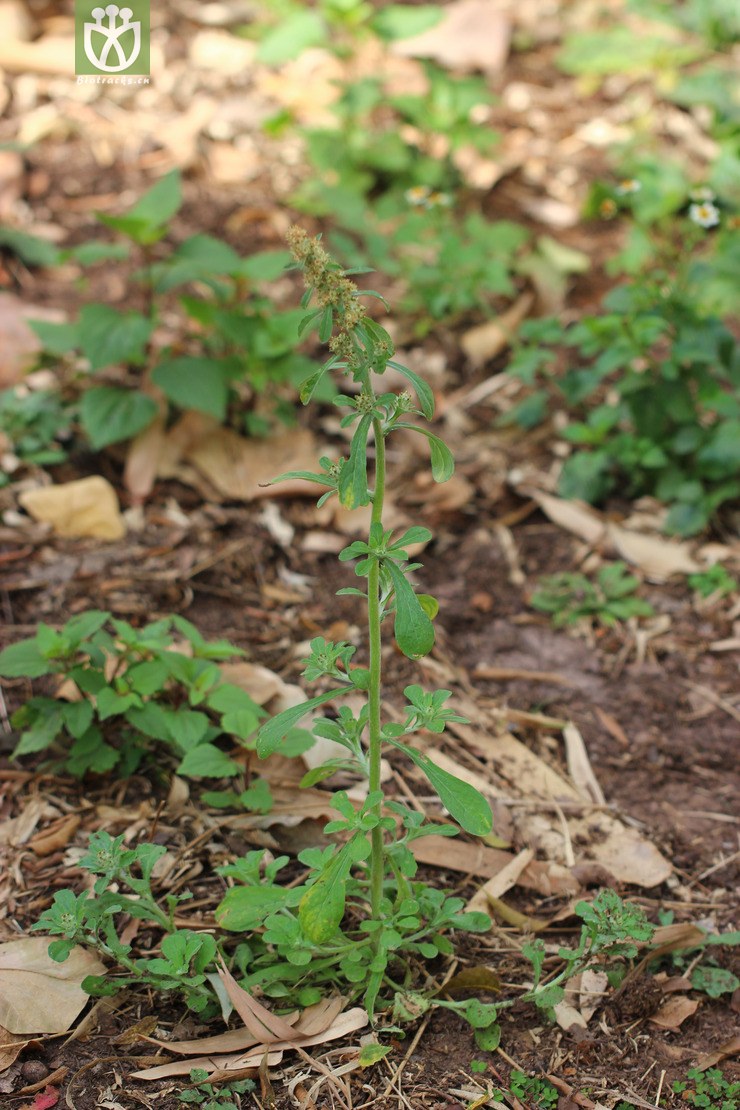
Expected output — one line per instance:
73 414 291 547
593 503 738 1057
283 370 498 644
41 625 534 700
123 415 167 504
392 0 511 73
466 848 534 915
28 814 80 857
693 1033 740 1071
0 295 42 387
185 428 321 501
19 476 125 540
485 895 551 932
0 1022 27 1074
218 662 287 707
606 523 700 580
553 998 587 1031
439 967 501 996
649 996 699 1030
461 293 533 369
579 969 608 1023
0 937 105 1034
562 723 606 806
133 1004 368 1080
520 488 605 545
217 960 301 1044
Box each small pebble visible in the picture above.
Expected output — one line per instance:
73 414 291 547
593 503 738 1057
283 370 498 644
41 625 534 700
20 1060 49 1083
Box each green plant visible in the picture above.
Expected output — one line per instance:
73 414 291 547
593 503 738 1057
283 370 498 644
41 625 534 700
509 1071 559 1109
506 182 739 534
28 171 326 452
0 611 310 779
209 229 494 1023
179 1069 255 1110
674 1069 740 1110
530 563 654 628
688 564 738 598
0 386 72 484
33 830 220 1014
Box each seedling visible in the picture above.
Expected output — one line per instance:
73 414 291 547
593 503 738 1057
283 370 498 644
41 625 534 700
674 1068 739 1110
688 565 738 599
530 563 654 628
0 386 72 484
0 611 295 779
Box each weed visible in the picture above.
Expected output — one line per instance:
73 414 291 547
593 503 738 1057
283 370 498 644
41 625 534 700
506 181 739 535
510 1071 559 1109
0 385 72 484
178 1069 255 1110
27 171 325 452
33 831 220 1014
688 565 738 598
0 611 307 779
530 563 654 629
673 1068 740 1110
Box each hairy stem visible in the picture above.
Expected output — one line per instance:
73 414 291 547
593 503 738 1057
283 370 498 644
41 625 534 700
368 416 386 931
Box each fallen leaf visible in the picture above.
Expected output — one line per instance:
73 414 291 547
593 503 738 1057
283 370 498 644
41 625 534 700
0 938 105 1033
19 477 126 540
553 998 587 1031
19 1087 59 1110
0 1022 27 1074
461 293 533 369
123 415 167 504
579 969 608 1022
28 814 81 857
519 487 605 545
485 895 551 932
607 523 699 580
0 295 42 387
439 967 501 996
392 0 511 73
217 960 301 1044
466 848 535 915
132 1004 368 1080
649 996 699 1030
693 1033 740 1071
185 427 322 501
562 723 605 806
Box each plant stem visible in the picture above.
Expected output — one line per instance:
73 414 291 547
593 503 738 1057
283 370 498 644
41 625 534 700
367 416 386 932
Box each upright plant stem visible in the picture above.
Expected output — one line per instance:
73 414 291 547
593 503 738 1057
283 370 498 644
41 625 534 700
368 417 386 928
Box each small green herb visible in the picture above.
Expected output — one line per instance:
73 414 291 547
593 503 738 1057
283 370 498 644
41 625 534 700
530 563 654 628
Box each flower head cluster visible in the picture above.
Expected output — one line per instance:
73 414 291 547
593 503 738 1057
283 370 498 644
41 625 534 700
616 178 641 195
287 225 366 365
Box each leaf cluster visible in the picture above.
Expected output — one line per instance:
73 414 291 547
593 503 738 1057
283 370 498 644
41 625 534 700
531 562 654 629
0 611 284 780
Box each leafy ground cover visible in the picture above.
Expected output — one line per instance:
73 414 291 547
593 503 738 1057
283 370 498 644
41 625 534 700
0 0 738 1108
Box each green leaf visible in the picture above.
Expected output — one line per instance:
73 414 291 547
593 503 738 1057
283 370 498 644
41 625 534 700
299 838 368 943
80 387 157 450
216 885 298 930
256 689 346 758
385 561 435 660
390 740 493 836
151 357 230 421
0 227 60 267
395 423 454 482
371 4 443 40
387 362 435 419
338 414 373 509
358 1043 392 1067
690 965 739 998
177 744 240 778
28 319 80 356
78 304 153 371
98 170 182 244
257 10 325 64
0 638 50 678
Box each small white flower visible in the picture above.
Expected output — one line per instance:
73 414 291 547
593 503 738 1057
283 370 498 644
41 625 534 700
689 186 715 202
427 191 452 208
404 185 431 207
689 201 720 228
616 178 641 195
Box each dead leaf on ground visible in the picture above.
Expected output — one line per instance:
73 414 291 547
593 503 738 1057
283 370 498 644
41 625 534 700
0 1023 28 1074
693 1033 740 1071
439 967 501 996
606 523 700 580
392 0 511 74
649 995 699 1030
19 476 125 540
461 293 533 369
123 415 167 504
562 723 606 806
28 814 80 857
0 295 43 388
517 487 605 545
184 427 322 501
466 848 534 915
0 937 105 1034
